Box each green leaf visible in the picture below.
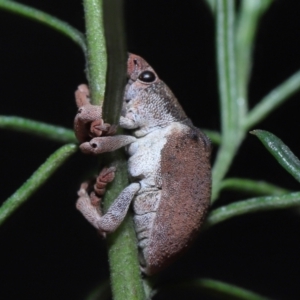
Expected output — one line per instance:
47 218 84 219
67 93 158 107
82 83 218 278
192 278 270 300
245 70 300 129
0 116 76 143
251 130 300 182
159 278 270 300
0 0 86 52
205 192 300 229
0 144 77 226
220 178 290 196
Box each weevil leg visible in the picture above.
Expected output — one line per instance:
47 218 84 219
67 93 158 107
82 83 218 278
75 84 90 107
80 135 137 155
76 168 140 234
74 84 116 142
76 167 116 237
90 120 118 138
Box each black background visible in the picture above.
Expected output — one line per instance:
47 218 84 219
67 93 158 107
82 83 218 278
1 1 300 299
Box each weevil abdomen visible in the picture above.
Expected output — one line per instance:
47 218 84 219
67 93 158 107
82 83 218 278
128 122 211 275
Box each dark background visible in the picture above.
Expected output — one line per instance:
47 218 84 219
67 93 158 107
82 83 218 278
1 0 300 299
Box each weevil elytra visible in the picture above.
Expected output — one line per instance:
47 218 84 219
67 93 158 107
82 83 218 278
74 54 211 275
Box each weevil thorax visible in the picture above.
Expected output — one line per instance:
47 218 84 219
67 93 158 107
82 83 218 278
121 54 187 137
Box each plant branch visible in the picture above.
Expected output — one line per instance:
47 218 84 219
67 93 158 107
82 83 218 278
212 0 241 202
245 69 300 129
161 278 270 300
83 0 107 105
83 0 145 299
0 0 86 52
235 0 272 115
0 115 76 143
202 129 221 145
216 0 237 136
104 166 146 300
205 192 300 229
102 0 127 123
203 0 216 13
0 144 77 226
102 0 146 297
220 178 290 196
85 280 111 300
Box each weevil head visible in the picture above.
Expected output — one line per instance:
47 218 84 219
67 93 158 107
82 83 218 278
121 54 187 136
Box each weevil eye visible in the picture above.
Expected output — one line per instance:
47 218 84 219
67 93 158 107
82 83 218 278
138 71 156 83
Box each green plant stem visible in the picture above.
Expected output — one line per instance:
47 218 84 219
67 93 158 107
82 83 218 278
212 0 242 202
164 278 270 300
102 0 146 298
235 0 272 113
204 0 216 12
205 192 300 229
216 0 237 135
83 0 107 105
212 1 274 202
102 0 127 122
202 129 221 145
85 280 111 300
220 178 290 196
83 0 145 299
0 0 86 52
103 155 145 300
0 116 76 143
0 144 77 226
252 130 300 182
245 69 300 129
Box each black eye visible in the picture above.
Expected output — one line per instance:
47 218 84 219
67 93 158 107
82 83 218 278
138 71 156 83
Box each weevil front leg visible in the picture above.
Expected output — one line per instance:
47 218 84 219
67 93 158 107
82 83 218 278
80 135 137 155
77 174 140 234
74 84 117 143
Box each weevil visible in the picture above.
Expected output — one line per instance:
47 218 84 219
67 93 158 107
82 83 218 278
74 54 211 275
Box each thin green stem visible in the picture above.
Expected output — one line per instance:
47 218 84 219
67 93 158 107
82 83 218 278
212 0 242 202
202 129 221 145
235 0 272 116
204 0 216 13
220 178 290 196
102 0 145 296
83 0 145 299
163 278 270 300
245 69 300 130
0 0 86 52
85 280 111 300
205 192 300 229
0 144 77 226
104 156 145 300
0 116 76 143
212 1 274 202
216 0 237 136
102 0 127 123
84 279 111 300
83 0 107 105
